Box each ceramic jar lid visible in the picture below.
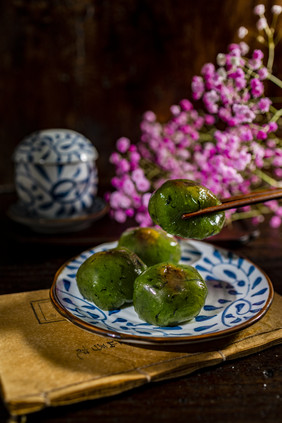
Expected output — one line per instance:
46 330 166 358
13 129 98 165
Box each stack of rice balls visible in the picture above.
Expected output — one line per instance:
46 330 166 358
76 180 225 327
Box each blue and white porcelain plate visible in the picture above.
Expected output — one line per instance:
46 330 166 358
50 240 274 345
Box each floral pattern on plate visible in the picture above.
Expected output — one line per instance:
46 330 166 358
50 240 273 345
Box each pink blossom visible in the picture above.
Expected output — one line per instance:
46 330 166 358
240 126 253 141
270 216 281 228
232 68 245 79
114 209 127 223
203 90 219 113
135 211 152 227
205 114 216 125
254 5 265 15
201 63 215 77
239 42 249 55
273 156 282 167
117 158 130 174
257 17 267 30
135 177 151 192
131 168 145 182
143 111 156 122
122 177 136 196
266 200 279 211
227 117 239 127
189 129 200 140
194 116 205 129
258 98 272 112
217 53 226 66
218 107 231 122
233 104 255 123
228 43 242 56
272 5 282 15
242 91 251 102
235 77 247 90
170 105 181 116
109 152 121 165
277 207 282 217
267 139 276 148
125 208 134 217
116 137 130 153
264 148 274 158
129 150 141 165
142 193 152 208
256 130 267 140
258 67 268 80
179 99 193 111
111 176 122 189
275 168 282 178
253 49 264 60
109 191 131 209
191 76 204 99
250 78 264 98
268 122 278 133
132 194 142 208
238 26 248 39
131 168 151 192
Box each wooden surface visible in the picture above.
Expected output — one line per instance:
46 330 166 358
0 190 281 422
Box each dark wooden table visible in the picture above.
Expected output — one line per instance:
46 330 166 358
1 190 281 423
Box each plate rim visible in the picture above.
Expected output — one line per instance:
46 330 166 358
50 240 274 345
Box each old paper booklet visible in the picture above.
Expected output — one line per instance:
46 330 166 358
0 289 282 416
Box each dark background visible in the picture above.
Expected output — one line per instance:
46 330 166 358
1 0 281 191
0 3 282 421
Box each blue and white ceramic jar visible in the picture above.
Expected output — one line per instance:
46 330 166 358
13 129 98 219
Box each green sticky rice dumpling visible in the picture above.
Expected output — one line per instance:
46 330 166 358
76 247 147 310
148 179 225 239
133 262 208 327
118 226 181 266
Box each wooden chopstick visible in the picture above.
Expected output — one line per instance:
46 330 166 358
182 188 282 220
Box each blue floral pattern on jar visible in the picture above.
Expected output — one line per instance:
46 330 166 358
13 129 98 218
